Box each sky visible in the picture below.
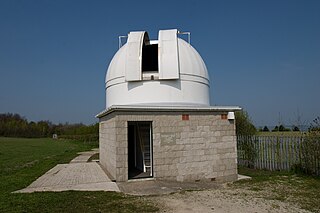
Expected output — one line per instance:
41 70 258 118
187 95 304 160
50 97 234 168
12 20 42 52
0 0 319 127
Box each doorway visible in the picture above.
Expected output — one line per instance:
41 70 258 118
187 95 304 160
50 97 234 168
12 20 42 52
128 121 153 179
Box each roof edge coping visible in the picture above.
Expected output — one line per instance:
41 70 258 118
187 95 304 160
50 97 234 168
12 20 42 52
96 105 242 118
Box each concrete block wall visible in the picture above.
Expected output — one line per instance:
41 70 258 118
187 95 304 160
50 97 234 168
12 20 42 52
99 110 237 182
114 117 127 182
152 112 237 182
99 114 117 180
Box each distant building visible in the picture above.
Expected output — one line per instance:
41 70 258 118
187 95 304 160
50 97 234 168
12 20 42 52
97 29 240 182
52 134 58 139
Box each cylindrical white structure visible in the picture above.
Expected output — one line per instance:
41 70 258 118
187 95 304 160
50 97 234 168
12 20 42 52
105 29 210 108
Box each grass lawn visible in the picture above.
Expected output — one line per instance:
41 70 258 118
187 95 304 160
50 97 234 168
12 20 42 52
0 137 158 213
2 137 318 212
236 167 320 212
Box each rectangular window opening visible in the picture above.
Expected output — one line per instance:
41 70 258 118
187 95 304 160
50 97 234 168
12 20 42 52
142 44 158 72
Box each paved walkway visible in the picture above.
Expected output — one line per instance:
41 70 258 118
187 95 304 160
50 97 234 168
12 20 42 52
16 149 120 193
15 149 250 194
70 149 98 164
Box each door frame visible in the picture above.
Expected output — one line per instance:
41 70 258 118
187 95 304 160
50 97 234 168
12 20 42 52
127 121 153 179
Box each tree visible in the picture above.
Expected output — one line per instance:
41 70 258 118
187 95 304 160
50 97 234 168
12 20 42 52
0 112 98 139
235 110 257 136
272 126 279 132
278 125 290 131
292 126 300 132
309 116 320 132
262 126 269 132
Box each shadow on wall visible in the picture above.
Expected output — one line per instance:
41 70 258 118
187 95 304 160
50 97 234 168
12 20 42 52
127 80 181 91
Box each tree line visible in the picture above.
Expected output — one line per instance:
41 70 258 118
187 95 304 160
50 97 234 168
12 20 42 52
234 110 317 135
0 113 98 139
259 125 300 132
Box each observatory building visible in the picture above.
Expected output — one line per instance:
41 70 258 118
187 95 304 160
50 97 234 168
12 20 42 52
97 29 240 182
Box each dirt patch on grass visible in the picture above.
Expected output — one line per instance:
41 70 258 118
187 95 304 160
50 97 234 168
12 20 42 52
146 168 320 213
148 185 311 213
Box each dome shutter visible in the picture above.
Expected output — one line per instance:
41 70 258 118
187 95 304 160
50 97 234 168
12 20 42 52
125 31 146 81
158 29 180 80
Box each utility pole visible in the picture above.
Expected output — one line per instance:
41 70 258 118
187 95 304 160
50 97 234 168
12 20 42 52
278 112 281 132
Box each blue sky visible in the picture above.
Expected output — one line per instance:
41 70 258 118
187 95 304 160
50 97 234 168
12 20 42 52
0 0 319 126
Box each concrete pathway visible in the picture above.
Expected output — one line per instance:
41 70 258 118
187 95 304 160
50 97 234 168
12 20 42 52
70 148 99 164
15 148 250 194
15 149 120 193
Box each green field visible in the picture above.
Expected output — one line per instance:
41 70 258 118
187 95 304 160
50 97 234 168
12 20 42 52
0 137 158 213
257 131 304 136
1 137 319 212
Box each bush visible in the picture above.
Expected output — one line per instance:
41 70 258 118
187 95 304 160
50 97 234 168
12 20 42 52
300 133 320 175
235 110 257 136
296 117 320 175
237 135 257 168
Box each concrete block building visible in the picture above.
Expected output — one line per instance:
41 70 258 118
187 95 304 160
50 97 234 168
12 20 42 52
97 29 240 182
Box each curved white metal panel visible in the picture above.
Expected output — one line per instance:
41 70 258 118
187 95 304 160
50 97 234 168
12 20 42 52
158 29 179 79
105 29 211 108
106 80 210 107
125 31 146 81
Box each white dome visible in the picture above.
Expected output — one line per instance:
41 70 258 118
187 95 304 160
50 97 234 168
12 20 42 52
105 29 210 108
